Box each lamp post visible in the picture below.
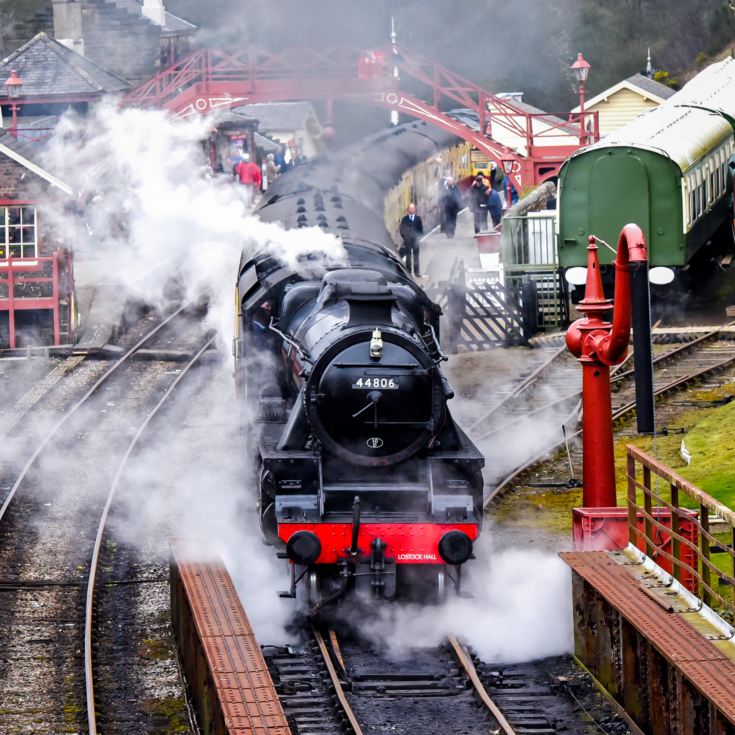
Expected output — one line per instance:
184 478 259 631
4 70 23 139
570 53 590 145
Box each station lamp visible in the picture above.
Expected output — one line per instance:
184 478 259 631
4 70 24 138
570 53 591 145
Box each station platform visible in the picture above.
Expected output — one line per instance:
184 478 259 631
170 541 291 735
421 209 482 284
562 547 735 733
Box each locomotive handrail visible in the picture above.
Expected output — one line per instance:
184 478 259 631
268 316 312 363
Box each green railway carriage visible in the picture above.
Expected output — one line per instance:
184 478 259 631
558 58 735 272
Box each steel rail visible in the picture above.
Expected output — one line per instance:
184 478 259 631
474 326 721 446
313 628 363 735
484 335 735 508
468 344 567 432
85 333 215 734
474 389 581 442
447 635 516 735
0 306 186 525
610 325 727 385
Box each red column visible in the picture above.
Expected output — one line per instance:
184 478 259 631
581 361 616 506
52 252 60 346
8 254 15 349
566 227 648 508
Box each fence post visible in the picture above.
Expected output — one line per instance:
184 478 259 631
701 504 711 607
643 465 653 558
627 450 637 548
520 275 537 341
445 260 466 354
670 483 681 583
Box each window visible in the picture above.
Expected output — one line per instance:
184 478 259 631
0 206 37 259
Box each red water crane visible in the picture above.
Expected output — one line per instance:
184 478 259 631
566 225 648 508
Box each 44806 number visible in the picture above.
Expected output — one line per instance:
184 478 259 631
352 377 399 389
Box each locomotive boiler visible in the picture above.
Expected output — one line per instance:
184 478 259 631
235 123 484 607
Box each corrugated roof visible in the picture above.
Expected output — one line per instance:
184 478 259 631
232 102 320 132
581 57 735 170
0 32 130 98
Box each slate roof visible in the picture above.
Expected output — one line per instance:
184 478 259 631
0 32 130 99
626 73 676 100
232 102 321 132
573 73 676 112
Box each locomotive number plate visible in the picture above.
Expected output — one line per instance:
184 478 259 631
352 377 399 389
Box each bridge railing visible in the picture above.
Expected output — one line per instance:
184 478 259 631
626 444 735 618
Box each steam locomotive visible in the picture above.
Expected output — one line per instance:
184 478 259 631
234 122 484 606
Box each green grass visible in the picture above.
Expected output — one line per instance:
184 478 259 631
492 382 735 538
679 399 735 505
614 382 735 509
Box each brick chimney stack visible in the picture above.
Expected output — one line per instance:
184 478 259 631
142 0 166 26
52 0 85 55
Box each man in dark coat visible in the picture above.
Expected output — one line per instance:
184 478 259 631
399 202 424 277
469 173 489 233
440 176 462 238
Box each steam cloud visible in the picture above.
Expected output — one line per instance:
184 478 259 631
361 530 572 663
39 100 345 349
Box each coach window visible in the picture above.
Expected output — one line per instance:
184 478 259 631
0 206 37 259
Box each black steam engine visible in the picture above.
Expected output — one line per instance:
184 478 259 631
234 123 485 606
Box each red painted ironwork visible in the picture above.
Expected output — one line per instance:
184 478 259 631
278 522 479 564
0 250 73 348
123 45 598 189
566 225 648 508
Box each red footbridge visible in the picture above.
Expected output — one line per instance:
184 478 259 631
123 45 598 190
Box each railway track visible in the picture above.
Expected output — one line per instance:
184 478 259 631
0 307 212 734
483 326 735 506
265 627 629 734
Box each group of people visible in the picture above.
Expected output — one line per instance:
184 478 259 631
439 166 517 237
398 164 519 278
232 143 308 198
468 172 503 234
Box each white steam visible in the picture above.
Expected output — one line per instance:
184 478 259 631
363 532 572 662
39 100 345 347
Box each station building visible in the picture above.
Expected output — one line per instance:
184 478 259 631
0 128 74 348
571 73 675 136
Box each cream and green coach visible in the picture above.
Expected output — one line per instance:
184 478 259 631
558 58 735 278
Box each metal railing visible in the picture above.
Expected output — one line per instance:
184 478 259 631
626 444 735 618
502 211 567 330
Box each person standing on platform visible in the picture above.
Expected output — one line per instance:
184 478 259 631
440 176 462 238
265 153 280 187
399 202 424 277
469 173 489 233
487 186 503 228
235 153 262 199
